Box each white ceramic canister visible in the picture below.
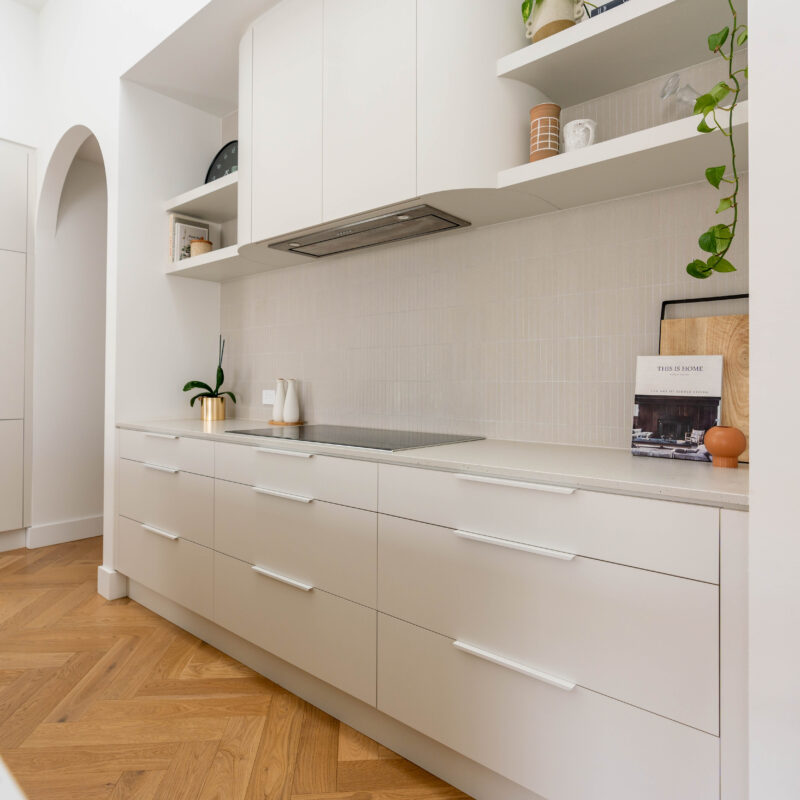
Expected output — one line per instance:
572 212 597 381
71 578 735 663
525 0 585 44
273 378 287 422
283 379 300 424
562 118 598 152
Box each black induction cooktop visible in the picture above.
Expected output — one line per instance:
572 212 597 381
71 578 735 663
227 424 483 452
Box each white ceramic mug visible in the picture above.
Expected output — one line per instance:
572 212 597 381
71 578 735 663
562 119 598 152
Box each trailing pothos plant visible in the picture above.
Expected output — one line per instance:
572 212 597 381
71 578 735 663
521 0 597 24
183 336 237 408
687 1 747 279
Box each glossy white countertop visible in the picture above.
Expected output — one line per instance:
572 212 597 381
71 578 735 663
117 418 749 510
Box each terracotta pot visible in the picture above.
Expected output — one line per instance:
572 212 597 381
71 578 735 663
704 426 746 468
530 103 561 162
200 396 225 422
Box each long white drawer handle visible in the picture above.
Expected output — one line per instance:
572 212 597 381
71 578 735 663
255 447 313 459
141 523 179 541
453 640 576 692
253 486 313 504
455 473 574 495
252 564 313 592
143 462 180 474
144 432 178 440
454 529 575 561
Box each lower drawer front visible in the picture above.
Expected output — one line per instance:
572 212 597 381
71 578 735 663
378 515 719 734
215 478 377 608
378 614 719 800
117 515 213 619
214 552 376 705
118 458 213 547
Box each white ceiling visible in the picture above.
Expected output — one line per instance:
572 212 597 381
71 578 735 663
124 0 278 117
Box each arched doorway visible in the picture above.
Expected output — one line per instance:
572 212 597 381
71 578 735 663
29 128 108 549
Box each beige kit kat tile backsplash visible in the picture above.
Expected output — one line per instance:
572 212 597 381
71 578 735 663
221 176 748 448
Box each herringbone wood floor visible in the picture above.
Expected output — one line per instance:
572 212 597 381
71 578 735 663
0 537 472 800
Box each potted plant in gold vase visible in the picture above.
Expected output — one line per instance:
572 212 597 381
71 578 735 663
522 0 585 44
183 336 237 422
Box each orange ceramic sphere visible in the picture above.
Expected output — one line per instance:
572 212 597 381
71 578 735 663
704 426 747 468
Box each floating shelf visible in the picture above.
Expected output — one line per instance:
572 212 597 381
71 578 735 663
497 102 748 211
165 244 267 282
164 172 238 222
497 0 747 107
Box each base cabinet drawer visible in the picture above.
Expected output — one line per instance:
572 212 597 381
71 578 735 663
378 464 719 583
377 614 719 800
379 515 718 733
215 479 376 607
117 515 213 619
119 429 213 475
118 458 213 547
214 552 376 705
214 442 377 511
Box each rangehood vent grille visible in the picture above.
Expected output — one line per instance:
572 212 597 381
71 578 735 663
269 205 470 257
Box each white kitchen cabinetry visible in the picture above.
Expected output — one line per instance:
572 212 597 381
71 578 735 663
0 421 24 532
378 613 719 800
250 0 324 242
0 141 28 253
0 251 26 420
322 0 417 221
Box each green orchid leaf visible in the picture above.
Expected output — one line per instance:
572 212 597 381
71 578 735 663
697 117 715 134
221 391 237 404
708 255 736 273
522 0 533 22
705 166 726 188
183 380 214 394
737 29 748 46
215 366 224 393
687 260 712 279
190 392 213 407
708 26 729 53
716 197 734 214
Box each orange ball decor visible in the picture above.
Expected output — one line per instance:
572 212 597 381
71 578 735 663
704 426 747 468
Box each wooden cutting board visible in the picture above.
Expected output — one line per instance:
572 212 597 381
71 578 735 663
660 314 749 462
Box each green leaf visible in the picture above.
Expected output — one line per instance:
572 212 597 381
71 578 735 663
737 28 748 46
711 223 733 247
693 93 717 115
190 392 213 407
183 380 214 394
699 224 732 254
744 67 748 79
697 117 714 134
687 260 712 279
698 230 717 253
716 197 733 214
708 255 736 273
521 0 532 22
705 166 726 188
708 26 730 53
709 81 732 103
220 391 237 404
215 366 224 394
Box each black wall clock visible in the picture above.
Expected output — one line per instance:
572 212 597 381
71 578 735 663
205 140 238 184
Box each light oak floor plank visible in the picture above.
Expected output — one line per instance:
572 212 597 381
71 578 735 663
0 538 472 800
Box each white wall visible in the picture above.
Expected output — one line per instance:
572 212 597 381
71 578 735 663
748 1 800 797
29 155 107 534
0 0 38 146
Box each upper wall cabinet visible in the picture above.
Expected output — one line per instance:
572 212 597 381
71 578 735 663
249 0 324 243
322 0 417 221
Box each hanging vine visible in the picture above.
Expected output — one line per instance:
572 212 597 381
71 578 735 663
686 1 748 279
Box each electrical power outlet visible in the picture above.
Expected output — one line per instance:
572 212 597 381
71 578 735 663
262 389 276 405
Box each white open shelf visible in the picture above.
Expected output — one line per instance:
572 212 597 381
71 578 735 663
497 101 748 211
164 171 238 222
165 244 270 282
498 0 747 107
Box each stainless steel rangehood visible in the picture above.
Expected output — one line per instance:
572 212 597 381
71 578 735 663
269 205 470 258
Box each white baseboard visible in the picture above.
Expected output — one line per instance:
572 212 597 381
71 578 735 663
0 529 26 553
128 580 543 800
26 515 103 549
97 565 128 600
